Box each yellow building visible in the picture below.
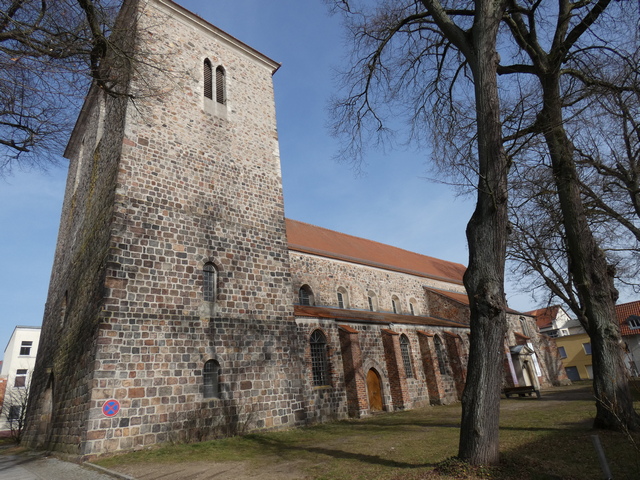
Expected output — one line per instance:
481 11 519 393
554 333 593 381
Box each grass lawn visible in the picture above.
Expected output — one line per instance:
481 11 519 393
93 382 640 479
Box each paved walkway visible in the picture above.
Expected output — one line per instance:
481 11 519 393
0 454 133 480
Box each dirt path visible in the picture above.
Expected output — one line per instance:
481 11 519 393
111 459 311 480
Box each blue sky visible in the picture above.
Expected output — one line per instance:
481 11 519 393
0 0 539 355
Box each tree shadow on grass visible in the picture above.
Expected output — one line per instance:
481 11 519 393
243 433 435 470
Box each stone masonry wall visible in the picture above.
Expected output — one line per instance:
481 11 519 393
80 0 307 457
27 0 306 458
289 252 465 317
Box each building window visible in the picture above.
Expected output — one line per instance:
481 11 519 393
391 296 400 314
519 317 530 338
14 369 27 387
8 406 21 421
409 303 415 315
204 59 213 99
299 285 314 306
434 335 447 375
203 360 220 399
628 316 640 329
337 287 348 309
558 346 567 358
583 343 592 355
310 330 330 386
203 263 217 302
367 291 377 312
400 334 413 378
216 66 226 104
19 341 32 356
409 298 418 315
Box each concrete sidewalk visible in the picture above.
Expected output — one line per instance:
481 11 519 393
0 454 133 480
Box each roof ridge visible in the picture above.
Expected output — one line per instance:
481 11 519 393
285 218 466 268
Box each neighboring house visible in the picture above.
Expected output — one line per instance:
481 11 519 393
0 326 41 433
554 333 594 381
526 305 585 337
616 300 640 376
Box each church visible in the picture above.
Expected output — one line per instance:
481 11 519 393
22 0 565 458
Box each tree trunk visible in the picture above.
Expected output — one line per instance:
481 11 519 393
540 75 639 431
458 0 510 465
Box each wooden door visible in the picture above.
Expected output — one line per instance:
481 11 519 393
367 368 383 411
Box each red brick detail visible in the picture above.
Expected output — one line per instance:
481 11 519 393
338 328 367 417
444 334 465 399
381 330 409 410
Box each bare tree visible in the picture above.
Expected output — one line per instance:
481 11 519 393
330 0 510 464
0 0 167 175
499 0 640 430
1 376 31 443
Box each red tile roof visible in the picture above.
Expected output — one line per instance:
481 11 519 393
616 300 640 336
424 287 523 315
286 219 466 285
294 305 468 328
525 306 560 330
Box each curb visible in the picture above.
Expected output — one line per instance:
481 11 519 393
85 461 137 480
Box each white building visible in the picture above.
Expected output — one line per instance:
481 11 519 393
527 305 585 338
0 326 41 432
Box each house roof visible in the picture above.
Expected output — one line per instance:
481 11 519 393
617 300 640 336
286 219 466 285
294 305 468 329
525 306 560 330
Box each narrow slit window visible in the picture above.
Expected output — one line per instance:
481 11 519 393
203 360 220 398
203 263 217 302
216 66 226 104
204 59 213 99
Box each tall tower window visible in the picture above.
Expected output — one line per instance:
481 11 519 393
203 360 220 398
204 59 213 99
203 263 217 302
216 66 226 104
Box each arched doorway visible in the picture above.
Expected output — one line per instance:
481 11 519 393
366 368 383 412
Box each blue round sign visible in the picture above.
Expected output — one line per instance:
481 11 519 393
102 399 120 417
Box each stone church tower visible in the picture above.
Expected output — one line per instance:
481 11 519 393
24 0 305 457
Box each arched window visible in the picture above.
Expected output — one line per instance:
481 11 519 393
299 285 314 306
216 66 226 104
409 298 417 316
434 335 447 375
367 291 377 312
337 287 348 309
310 330 330 386
203 59 213 99
203 359 220 398
391 295 400 314
203 263 217 302
400 334 413 378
